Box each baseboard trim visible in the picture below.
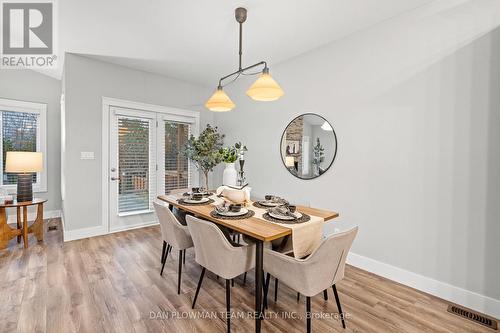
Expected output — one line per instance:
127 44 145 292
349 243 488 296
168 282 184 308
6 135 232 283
6 209 61 224
63 225 108 242
109 220 159 234
63 221 159 242
347 252 500 319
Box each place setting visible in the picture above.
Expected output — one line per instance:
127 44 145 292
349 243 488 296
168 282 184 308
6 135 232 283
256 195 311 224
253 195 289 209
177 187 215 206
210 202 255 220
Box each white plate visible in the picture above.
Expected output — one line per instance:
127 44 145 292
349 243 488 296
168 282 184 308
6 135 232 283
183 197 210 204
258 200 282 207
269 211 302 221
216 208 248 217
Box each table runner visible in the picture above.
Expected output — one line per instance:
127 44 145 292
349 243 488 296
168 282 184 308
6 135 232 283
210 196 323 259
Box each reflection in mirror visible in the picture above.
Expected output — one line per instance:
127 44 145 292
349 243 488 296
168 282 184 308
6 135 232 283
280 114 337 179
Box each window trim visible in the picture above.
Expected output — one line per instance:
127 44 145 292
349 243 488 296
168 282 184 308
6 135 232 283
0 98 48 193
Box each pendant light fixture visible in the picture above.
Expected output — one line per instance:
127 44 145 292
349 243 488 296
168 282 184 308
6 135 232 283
205 7 284 112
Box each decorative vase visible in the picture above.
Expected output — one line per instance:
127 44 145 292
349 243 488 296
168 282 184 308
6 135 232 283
223 162 237 186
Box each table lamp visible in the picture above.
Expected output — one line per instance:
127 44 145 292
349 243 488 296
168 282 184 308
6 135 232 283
5 152 43 202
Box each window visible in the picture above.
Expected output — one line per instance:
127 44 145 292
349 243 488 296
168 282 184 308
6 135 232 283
0 98 47 192
164 121 190 194
118 116 151 213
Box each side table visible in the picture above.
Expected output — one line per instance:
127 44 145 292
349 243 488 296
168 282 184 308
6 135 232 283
0 198 47 249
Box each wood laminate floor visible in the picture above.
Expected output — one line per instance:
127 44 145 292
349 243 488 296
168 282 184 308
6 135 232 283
0 218 495 333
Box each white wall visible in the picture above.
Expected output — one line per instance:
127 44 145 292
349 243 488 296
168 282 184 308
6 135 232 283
0 69 62 215
214 0 500 316
62 54 212 235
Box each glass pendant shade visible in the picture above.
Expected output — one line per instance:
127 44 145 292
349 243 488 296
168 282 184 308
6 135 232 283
205 87 235 112
246 71 284 101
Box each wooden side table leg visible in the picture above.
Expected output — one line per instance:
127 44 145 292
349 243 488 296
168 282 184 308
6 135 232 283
16 207 21 243
0 207 10 249
23 206 28 249
33 203 44 242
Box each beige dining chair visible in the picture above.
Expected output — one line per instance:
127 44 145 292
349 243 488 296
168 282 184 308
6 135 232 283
167 188 190 226
266 199 310 303
263 227 358 332
186 215 255 333
153 201 194 294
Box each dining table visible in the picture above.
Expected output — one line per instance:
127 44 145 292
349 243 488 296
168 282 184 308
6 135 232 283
157 194 339 333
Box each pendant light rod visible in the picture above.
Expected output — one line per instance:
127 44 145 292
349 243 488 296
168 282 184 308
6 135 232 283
239 22 243 70
235 7 246 70
217 7 268 88
218 60 268 88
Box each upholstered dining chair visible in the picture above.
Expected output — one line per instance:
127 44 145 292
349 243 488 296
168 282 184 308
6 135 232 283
186 215 255 333
153 201 194 294
263 227 358 332
167 188 191 226
266 199 312 303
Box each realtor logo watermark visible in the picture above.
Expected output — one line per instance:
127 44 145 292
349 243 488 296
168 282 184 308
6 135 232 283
1 1 57 68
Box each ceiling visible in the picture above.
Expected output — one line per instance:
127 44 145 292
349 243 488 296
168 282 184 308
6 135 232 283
50 0 434 86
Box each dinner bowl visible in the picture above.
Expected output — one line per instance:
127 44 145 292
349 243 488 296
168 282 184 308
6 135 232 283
229 204 242 212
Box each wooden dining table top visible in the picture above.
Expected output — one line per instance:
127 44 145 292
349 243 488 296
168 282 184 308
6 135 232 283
157 195 339 242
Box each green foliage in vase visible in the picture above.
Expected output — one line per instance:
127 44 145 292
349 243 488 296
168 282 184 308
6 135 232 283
220 146 238 163
184 124 224 189
220 142 248 163
312 137 325 167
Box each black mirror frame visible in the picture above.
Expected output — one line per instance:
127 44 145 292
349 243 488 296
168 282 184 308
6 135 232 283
279 113 338 180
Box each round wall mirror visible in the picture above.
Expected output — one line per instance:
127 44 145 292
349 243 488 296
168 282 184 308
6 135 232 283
280 114 337 179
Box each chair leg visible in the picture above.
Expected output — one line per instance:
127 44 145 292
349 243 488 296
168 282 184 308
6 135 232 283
262 272 268 310
161 241 167 263
231 279 234 287
323 289 328 301
332 284 346 329
183 249 186 265
274 278 279 303
306 296 312 333
177 250 183 294
226 279 231 333
192 267 206 309
263 273 270 309
297 292 300 302
243 272 247 285
160 244 170 276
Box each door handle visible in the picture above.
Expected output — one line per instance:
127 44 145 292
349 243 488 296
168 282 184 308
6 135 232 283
110 177 120 181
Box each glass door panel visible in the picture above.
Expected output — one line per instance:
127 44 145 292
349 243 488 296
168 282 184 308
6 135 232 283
164 121 190 194
118 117 151 213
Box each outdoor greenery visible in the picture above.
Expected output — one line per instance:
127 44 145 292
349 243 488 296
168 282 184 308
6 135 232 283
184 124 225 190
2 111 38 184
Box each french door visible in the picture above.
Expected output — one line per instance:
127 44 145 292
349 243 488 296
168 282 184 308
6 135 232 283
108 105 197 232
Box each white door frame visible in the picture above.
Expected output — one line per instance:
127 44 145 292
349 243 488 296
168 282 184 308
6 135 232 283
101 97 200 233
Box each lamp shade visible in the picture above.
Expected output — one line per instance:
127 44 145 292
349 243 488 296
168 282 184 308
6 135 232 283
285 156 295 167
5 152 43 173
246 71 284 101
205 87 235 112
